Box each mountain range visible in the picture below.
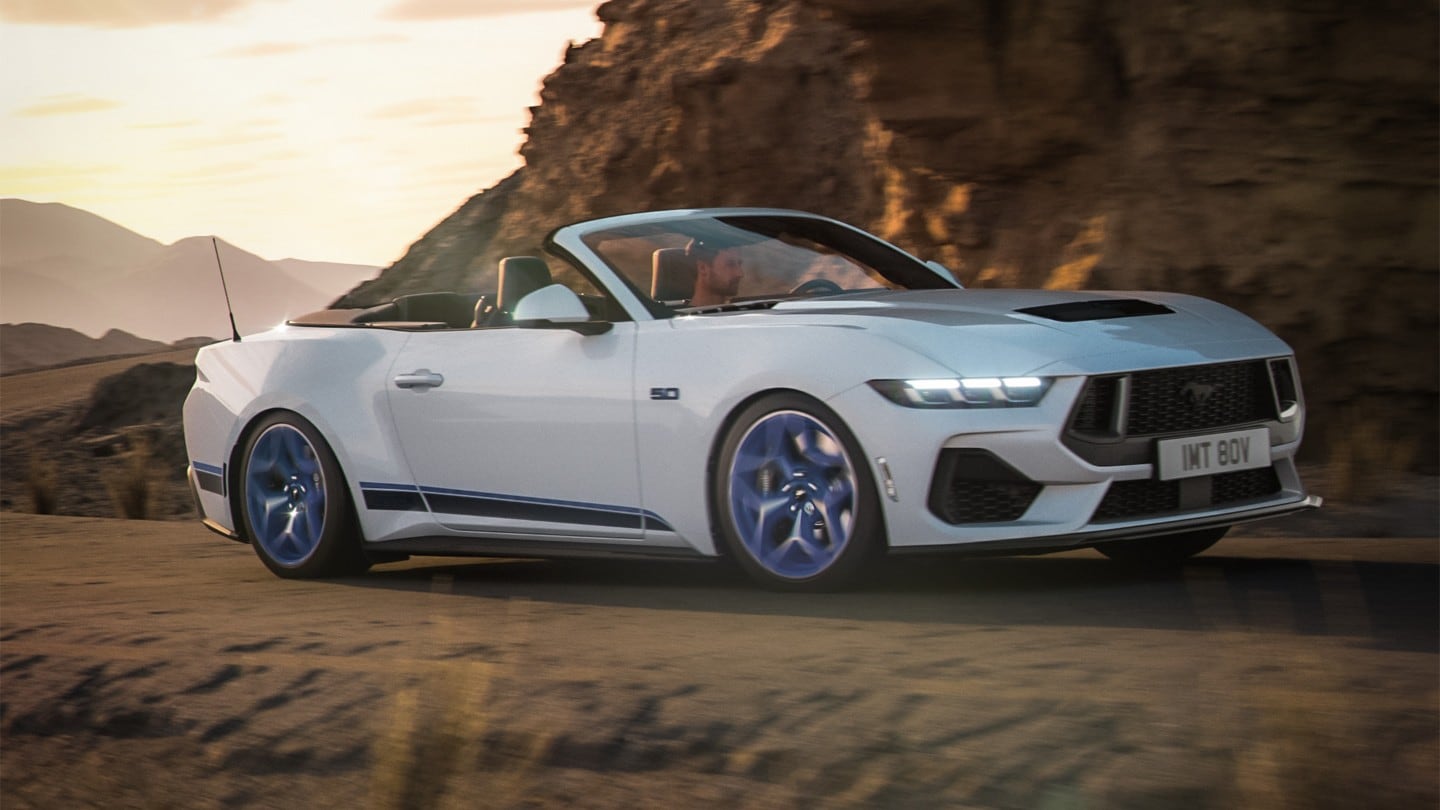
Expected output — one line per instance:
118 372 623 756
1 199 379 344
0 323 180 376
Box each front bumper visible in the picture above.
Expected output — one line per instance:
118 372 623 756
888 494 1322 556
186 463 245 544
830 360 1317 555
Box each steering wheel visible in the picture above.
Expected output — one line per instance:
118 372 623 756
789 278 843 296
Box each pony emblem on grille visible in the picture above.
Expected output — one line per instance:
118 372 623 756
1180 381 1222 409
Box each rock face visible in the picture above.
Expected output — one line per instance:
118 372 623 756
339 0 1438 469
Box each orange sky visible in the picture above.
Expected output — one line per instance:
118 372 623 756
0 0 603 265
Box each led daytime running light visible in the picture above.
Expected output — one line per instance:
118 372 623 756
869 376 1053 408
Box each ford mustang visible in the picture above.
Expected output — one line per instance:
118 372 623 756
183 208 1319 589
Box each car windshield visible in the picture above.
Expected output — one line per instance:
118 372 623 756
578 214 952 312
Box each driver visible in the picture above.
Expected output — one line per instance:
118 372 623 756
686 238 744 307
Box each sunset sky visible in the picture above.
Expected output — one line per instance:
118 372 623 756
1 0 603 265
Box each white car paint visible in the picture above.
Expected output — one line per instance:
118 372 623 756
184 208 1318 585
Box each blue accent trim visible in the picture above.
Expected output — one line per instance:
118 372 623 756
360 481 422 492
357 481 675 532
359 482 425 512
192 461 226 496
419 485 641 516
425 491 643 530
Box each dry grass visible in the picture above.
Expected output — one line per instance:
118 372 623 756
369 666 487 810
26 456 59 515
369 590 539 810
106 435 154 520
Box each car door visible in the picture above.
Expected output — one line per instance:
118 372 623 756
385 321 643 540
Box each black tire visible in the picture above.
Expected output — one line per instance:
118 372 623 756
712 393 883 591
1096 527 1228 566
237 412 369 578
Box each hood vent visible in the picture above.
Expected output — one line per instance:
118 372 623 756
1017 299 1174 322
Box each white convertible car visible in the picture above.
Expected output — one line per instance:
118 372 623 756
183 208 1318 589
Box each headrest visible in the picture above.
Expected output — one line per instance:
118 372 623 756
497 256 552 311
650 247 696 302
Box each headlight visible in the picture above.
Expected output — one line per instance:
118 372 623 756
868 377 1053 408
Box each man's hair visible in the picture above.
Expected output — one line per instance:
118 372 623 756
685 238 721 264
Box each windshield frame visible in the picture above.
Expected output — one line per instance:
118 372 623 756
546 209 959 320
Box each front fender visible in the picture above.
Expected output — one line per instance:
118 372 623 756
632 318 955 555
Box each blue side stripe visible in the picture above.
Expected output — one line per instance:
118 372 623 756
359 481 422 493
418 485 645 517
193 461 224 476
358 481 675 533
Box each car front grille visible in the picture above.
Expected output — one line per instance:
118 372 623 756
1127 361 1276 434
1092 466 1283 523
1063 359 1296 467
1071 360 1278 438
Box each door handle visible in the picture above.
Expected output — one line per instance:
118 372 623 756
394 370 444 390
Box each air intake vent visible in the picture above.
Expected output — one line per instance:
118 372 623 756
1070 375 1123 435
1092 466 1282 522
928 449 1042 524
1268 358 1301 418
1017 299 1174 322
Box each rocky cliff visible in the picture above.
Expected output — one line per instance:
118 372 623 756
339 0 1438 469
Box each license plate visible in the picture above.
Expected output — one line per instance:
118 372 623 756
1156 427 1269 481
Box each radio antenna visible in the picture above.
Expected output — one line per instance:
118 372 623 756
211 237 242 342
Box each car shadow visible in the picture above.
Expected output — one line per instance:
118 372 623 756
329 544 1439 654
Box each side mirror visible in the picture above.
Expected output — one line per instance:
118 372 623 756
512 284 612 335
926 260 963 288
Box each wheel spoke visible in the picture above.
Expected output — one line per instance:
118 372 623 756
760 535 803 568
289 508 317 549
272 513 299 557
744 494 794 553
293 442 321 479
302 485 326 519
249 440 279 476
765 519 834 571
796 425 845 470
817 480 855 535
257 494 292 545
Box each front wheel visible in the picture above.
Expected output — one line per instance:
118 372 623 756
1096 527 1228 566
238 413 369 578
713 394 883 591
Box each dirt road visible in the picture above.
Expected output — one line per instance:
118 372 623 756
2 513 1435 809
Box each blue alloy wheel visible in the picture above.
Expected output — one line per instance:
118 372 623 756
727 409 860 581
245 423 328 567
238 413 367 578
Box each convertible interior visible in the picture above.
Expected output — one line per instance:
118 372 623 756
288 256 619 331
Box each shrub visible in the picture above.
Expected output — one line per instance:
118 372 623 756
27 456 58 515
107 436 154 520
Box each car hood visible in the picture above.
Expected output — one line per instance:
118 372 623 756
768 288 1293 376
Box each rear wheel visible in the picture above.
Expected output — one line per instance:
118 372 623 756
238 413 369 578
1096 527 1228 566
713 394 882 591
